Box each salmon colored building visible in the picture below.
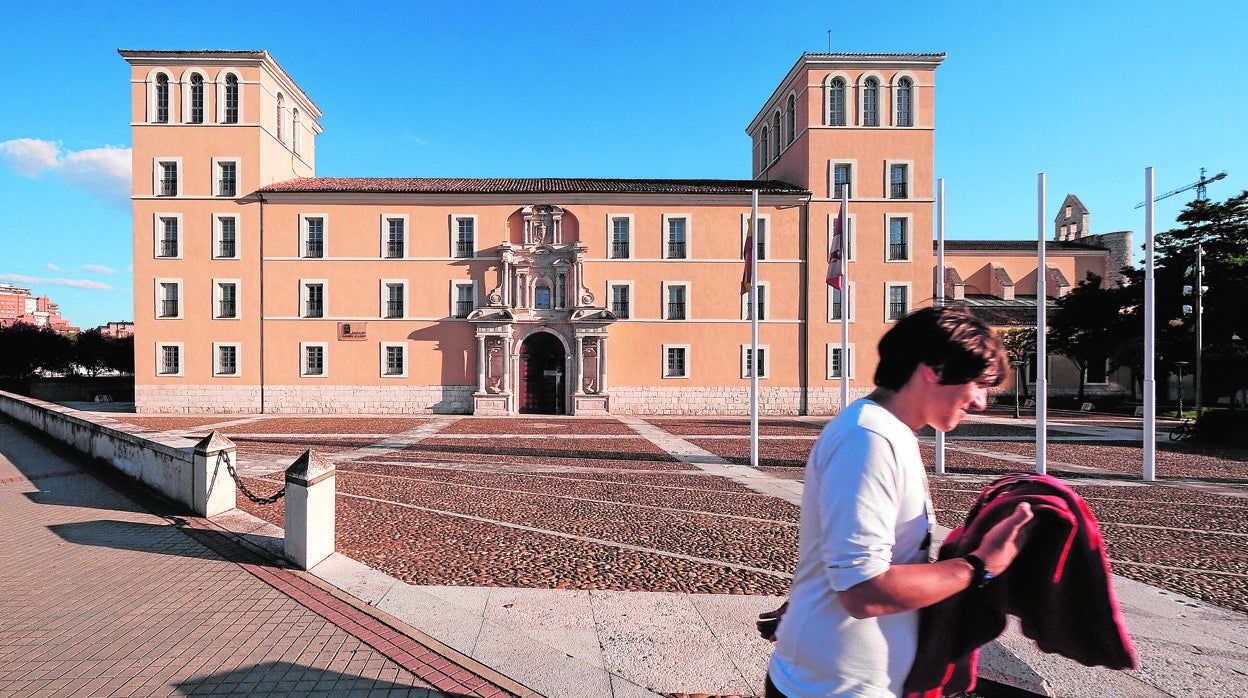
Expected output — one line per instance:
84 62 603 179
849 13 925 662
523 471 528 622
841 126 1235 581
125 49 1120 414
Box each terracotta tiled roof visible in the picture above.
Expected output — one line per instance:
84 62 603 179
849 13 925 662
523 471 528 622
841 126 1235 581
258 177 808 196
938 240 1108 252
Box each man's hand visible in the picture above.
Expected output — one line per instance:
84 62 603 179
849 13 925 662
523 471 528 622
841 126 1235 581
972 502 1034 576
756 601 788 641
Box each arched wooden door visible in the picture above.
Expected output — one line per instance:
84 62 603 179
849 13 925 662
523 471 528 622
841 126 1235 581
518 332 565 414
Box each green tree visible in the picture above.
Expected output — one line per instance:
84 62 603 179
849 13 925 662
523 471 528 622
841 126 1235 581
0 324 72 379
998 326 1036 399
1049 272 1127 402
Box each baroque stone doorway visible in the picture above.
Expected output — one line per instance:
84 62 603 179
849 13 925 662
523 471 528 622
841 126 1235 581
519 332 565 414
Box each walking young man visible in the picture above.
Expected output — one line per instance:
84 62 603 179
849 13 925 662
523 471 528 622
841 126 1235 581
766 305 1034 697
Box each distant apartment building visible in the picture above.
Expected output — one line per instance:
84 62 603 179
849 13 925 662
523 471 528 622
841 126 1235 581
98 321 135 338
0 283 77 334
121 49 1123 414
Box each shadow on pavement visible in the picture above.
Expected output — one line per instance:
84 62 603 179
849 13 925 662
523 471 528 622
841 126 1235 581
174 660 455 697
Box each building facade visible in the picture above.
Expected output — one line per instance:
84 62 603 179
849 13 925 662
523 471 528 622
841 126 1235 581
123 50 952 415
0 283 77 334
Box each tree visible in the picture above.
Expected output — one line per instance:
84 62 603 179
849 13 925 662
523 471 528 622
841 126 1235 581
1149 190 1248 407
0 324 72 379
998 327 1036 399
1049 272 1127 402
69 328 112 377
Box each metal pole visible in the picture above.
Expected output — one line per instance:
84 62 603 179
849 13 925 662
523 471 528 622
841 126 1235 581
1196 245 1204 417
1036 174 1047 476
1013 361 1023 419
1144 167 1157 481
935 178 946 474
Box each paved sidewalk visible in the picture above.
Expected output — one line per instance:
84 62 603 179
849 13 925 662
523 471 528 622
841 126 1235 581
0 419 533 698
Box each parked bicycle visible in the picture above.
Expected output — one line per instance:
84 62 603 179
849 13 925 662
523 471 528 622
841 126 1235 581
1169 418 1196 442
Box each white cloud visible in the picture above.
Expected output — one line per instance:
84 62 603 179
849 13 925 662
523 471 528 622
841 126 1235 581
46 263 62 271
0 273 113 291
83 264 117 276
0 139 131 208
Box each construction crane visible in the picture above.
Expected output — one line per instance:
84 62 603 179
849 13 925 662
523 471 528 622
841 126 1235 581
1135 168 1228 208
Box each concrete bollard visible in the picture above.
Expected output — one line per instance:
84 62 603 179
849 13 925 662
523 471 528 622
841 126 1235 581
193 432 237 517
284 450 335 570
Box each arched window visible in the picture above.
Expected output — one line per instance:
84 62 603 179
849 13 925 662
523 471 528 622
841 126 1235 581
862 77 879 127
760 127 770 169
224 74 239 124
896 77 913 127
785 94 796 146
292 108 301 155
828 77 846 126
276 93 284 143
189 74 204 124
155 74 169 123
772 111 781 160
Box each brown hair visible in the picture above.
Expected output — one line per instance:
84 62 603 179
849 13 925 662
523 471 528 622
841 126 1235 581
873 304 1008 391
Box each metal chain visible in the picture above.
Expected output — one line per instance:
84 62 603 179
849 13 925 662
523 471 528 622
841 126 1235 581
217 450 285 504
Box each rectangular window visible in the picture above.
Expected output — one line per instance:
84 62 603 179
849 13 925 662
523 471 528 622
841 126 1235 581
383 215 406 258
827 344 856 379
886 283 910 321
301 215 326 258
157 343 182 376
664 215 689 259
157 280 181 319
743 283 767 321
833 162 852 199
453 282 474 318
743 215 769 261
216 160 238 197
742 346 769 379
302 343 327 377
663 345 689 378
158 161 178 196
383 281 405 319
887 217 910 261
453 216 475 258
215 281 238 319
889 163 909 199
215 216 238 258
609 215 632 259
157 217 179 258
828 282 855 322
664 283 688 320
381 343 407 377
609 283 631 319
214 343 239 377
302 281 325 318
1086 358 1109 384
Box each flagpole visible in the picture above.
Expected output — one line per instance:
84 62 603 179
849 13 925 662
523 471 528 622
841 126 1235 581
750 189 760 468
935 178 946 474
840 189 849 411
1143 168 1156 481
1036 173 1048 476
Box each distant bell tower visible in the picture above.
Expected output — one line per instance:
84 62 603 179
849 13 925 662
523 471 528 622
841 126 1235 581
1054 193 1090 241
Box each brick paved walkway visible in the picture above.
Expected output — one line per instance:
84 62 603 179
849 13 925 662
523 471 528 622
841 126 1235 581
0 419 529 698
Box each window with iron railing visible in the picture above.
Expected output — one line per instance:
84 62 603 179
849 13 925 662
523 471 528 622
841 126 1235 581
218 218 237 258
888 218 909 261
385 346 404 375
833 163 852 199
890 164 908 199
304 284 324 318
217 345 237 375
666 218 687 259
667 285 687 320
161 345 179 374
217 284 237 318
159 218 178 257
454 218 474 258
888 285 909 321
159 162 177 196
304 345 324 376
218 162 237 197
454 285 474 318
304 218 324 258
610 218 630 258
160 283 179 318
665 347 687 378
611 285 630 319
385 219 405 258
385 284 404 318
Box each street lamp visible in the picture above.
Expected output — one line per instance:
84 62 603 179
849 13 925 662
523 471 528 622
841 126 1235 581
1012 360 1025 419
1174 360 1189 418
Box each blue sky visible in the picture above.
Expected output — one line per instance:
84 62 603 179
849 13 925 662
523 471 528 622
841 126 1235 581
1 0 1245 330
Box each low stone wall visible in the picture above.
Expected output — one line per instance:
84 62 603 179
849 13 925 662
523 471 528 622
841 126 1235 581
0 390 200 510
135 384 475 414
607 386 862 416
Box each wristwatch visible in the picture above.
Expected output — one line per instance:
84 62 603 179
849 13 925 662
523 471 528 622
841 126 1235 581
962 553 995 588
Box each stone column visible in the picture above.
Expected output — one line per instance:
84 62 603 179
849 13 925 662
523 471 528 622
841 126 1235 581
192 431 236 517
476 336 486 392
284 450 336 570
600 337 609 392
575 336 584 395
